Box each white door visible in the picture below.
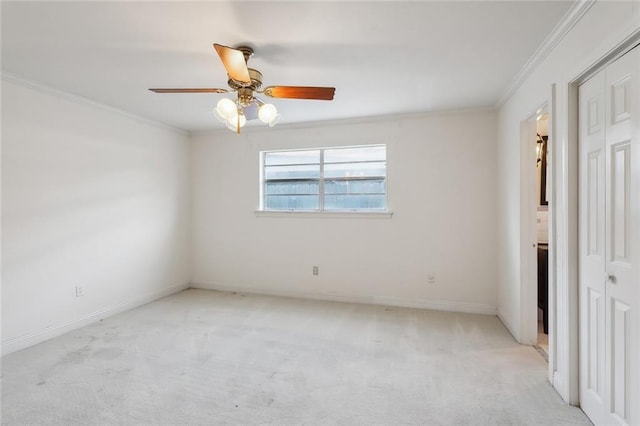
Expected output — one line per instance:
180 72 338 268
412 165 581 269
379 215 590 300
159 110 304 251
579 65 607 426
579 45 639 425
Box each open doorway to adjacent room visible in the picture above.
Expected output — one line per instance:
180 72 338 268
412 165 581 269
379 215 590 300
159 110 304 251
519 103 551 362
535 112 549 359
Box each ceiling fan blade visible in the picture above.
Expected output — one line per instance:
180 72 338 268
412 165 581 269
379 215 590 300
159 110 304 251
149 88 229 94
263 86 335 101
214 43 251 83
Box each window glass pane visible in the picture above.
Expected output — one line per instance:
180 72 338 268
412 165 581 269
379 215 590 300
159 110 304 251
324 194 386 210
265 164 320 180
324 161 386 178
265 150 320 166
266 181 319 195
324 179 385 194
265 195 319 210
324 146 386 163
261 145 387 212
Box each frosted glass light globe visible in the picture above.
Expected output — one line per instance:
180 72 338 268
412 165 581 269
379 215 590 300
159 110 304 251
268 113 281 127
226 112 247 131
215 98 236 121
258 103 278 124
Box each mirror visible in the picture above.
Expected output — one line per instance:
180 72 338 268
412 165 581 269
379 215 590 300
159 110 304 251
537 134 548 206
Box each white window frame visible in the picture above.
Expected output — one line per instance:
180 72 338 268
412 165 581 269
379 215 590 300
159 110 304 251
257 145 392 218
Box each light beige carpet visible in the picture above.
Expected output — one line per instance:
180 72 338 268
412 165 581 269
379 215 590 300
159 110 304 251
1 289 590 425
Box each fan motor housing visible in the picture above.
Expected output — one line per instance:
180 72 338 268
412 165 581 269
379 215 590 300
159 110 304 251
228 68 263 91
237 88 254 106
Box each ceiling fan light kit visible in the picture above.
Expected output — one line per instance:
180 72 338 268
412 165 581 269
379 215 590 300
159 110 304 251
258 103 280 127
150 43 336 134
224 111 246 132
214 98 236 122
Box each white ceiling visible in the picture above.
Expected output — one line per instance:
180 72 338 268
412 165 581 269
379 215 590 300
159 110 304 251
1 1 574 132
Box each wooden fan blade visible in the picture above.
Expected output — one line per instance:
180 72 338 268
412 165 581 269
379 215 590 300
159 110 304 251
263 86 335 100
149 88 229 94
214 44 251 83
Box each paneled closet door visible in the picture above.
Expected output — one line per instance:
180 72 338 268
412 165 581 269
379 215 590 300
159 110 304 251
579 45 639 426
579 63 607 426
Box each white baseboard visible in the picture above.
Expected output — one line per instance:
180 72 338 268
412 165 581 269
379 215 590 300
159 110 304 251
191 281 497 316
1 282 190 357
497 311 521 342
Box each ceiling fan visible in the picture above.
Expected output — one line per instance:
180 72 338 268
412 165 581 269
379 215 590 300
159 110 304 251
150 44 336 133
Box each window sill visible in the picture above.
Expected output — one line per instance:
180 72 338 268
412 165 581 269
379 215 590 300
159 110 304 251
254 210 393 219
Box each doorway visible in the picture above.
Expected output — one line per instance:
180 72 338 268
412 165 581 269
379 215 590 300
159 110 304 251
536 113 550 359
519 103 552 357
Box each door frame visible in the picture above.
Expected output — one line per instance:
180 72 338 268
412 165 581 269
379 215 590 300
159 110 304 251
520 99 558 386
520 105 549 347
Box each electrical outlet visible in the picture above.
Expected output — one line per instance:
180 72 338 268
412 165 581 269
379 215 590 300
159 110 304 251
75 285 84 297
427 273 436 284
313 266 319 276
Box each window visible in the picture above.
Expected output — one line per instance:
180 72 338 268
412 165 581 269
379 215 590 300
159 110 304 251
261 145 387 212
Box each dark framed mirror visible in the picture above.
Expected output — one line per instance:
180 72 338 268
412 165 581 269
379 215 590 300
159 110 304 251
537 134 548 206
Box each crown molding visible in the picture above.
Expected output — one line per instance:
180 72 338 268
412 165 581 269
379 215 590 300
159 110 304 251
191 105 497 138
495 0 597 108
1 72 190 137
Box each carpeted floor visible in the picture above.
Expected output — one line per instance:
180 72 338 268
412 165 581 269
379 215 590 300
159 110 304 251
1 289 590 425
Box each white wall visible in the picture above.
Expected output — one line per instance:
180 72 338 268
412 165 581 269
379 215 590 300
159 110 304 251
1 78 191 355
496 0 640 403
191 110 498 314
